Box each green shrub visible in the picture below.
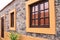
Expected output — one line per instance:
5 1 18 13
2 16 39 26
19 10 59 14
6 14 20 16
9 32 18 40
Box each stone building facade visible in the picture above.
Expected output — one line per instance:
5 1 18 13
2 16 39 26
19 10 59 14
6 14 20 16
0 0 60 40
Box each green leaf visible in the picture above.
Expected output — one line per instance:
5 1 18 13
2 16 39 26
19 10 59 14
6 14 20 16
9 32 18 40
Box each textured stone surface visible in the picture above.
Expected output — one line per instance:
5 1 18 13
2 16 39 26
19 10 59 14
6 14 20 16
0 0 60 40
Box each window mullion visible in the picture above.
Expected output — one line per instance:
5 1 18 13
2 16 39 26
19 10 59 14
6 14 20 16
34 6 36 27
38 4 40 27
44 3 45 26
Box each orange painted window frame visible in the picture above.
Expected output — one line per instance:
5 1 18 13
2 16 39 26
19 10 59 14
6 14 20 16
26 0 56 34
9 9 16 31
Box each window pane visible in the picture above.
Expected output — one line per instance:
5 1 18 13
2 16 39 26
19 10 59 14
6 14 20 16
45 10 48 17
40 19 44 25
45 18 49 25
32 20 34 25
35 20 38 25
40 11 44 18
30 0 49 28
35 5 38 11
32 6 34 12
35 12 38 18
1 17 4 38
45 2 48 9
32 13 34 19
11 12 14 27
40 4 44 10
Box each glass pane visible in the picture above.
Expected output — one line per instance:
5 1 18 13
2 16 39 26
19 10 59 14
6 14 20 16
32 20 34 25
11 12 14 27
45 10 48 17
40 19 44 25
1 17 4 38
40 4 44 10
40 11 44 18
35 12 38 18
35 5 38 11
45 18 49 25
35 20 38 25
45 2 48 9
32 13 34 19
32 6 34 12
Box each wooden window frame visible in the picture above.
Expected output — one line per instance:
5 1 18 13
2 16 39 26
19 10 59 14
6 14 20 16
30 0 49 28
26 0 56 34
9 9 16 31
0 14 5 39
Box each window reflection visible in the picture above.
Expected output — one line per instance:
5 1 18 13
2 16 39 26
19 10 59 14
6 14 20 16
40 11 44 18
35 5 38 11
40 4 44 10
45 10 48 17
32 6 34 12
35 20 38 25
45 18 49 25
45 2 48 9
40 19 44 25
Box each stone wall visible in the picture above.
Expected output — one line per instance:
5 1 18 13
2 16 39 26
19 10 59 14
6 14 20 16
0 0 60 40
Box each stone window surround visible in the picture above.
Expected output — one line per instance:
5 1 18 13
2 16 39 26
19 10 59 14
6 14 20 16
9 9 16 31
26 0 56 34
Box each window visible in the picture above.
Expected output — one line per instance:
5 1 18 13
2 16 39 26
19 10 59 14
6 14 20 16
1 17 4 38
9 9 16 31
26 0 56 34
0 14 5 39
11 12 14 27
30 0 49 28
